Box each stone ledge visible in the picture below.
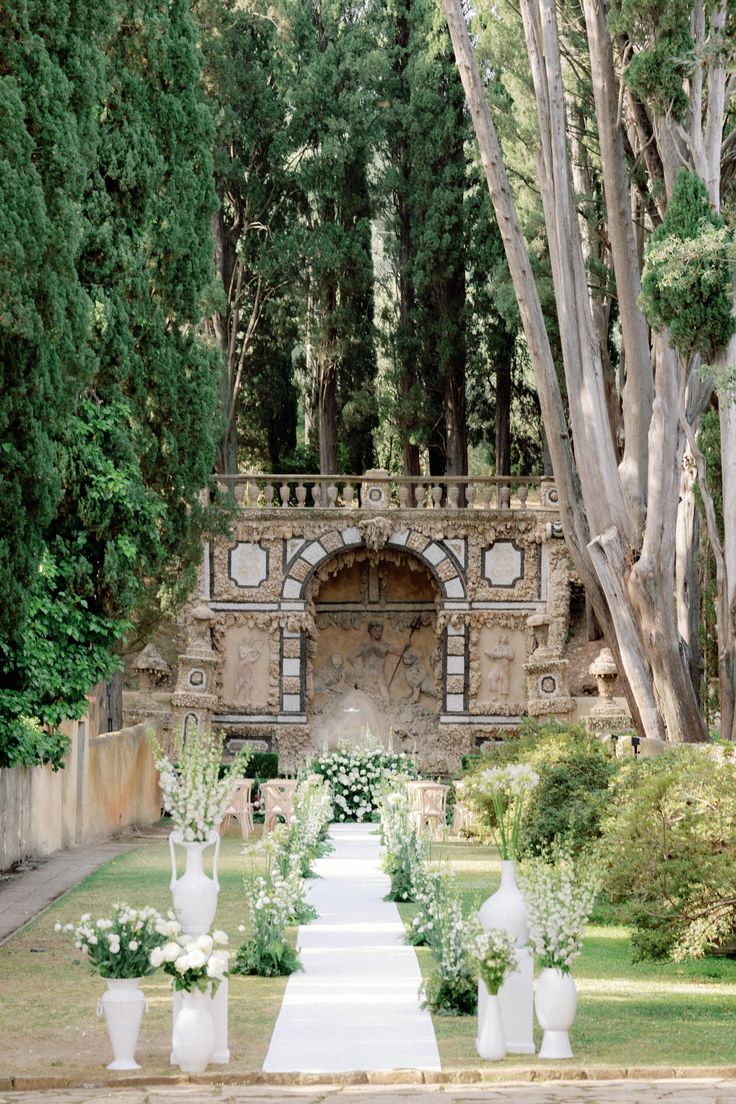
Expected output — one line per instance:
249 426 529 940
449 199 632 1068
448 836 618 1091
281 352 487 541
5 1067 736 1092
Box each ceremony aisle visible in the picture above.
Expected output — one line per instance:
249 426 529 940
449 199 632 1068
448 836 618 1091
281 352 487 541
263 822 441 1073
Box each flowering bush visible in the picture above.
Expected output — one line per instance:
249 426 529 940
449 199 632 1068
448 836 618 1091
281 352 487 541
458 763 539 859
57 904 169 978
518 848 599 971
152 929 230 994
407 865 453 947
420 894 478 1015
309 738 416 822
232 838 303 976
150 726 251 841
468 926 517 994
377 782 426 901
286 773 333 876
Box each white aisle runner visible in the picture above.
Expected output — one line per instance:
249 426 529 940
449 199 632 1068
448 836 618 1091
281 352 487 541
262 822 441 1073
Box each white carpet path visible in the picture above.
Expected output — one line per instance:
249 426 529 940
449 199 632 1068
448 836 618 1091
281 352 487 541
262 822 441 1073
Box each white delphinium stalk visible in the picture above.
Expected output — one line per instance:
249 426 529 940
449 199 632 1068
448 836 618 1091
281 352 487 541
149 726 251 841
518 848 600 972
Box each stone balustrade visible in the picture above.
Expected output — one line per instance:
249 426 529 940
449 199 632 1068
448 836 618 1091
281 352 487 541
217 471 559 512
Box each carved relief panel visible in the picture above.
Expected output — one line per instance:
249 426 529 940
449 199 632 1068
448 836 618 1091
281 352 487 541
220 625 271 710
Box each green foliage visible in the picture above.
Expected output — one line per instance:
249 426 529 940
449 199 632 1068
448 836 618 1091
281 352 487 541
639 170 736 360
0 716 70 772
249 753 280 785
232 935 301 978
608 0 693 116
600 750 736 961
518 728 620 857
0 0 224 760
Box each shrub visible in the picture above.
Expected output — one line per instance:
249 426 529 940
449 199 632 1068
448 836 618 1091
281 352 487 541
518 728 619 857
0 716 70 771
600 750 736 960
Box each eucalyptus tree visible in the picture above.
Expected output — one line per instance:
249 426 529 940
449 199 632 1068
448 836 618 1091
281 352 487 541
443 0 736 740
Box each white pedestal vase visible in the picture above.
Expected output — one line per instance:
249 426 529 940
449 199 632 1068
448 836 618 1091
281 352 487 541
478 860 534 1055
169 829 229 1066
97 977 147 1070
476 983 507 1061
172 988 216 1074
535 967 577 1059
169 829 221 937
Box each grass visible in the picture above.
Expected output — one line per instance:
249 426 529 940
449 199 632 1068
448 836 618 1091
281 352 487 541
0 827 291 1080
400 838 736 1069
2 827 736 1080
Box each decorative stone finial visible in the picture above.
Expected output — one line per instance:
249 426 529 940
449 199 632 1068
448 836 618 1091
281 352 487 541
132 643 169 693
189 598 216 654
527 610 552 655
589 647 617 701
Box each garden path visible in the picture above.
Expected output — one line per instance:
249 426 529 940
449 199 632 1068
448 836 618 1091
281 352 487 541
262 822 441 1073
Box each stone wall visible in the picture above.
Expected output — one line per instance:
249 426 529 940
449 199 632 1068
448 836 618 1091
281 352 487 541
0 721 161 870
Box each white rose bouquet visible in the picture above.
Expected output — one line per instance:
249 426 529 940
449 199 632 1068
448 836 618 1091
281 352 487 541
461 763 539 859
56 904 168 979
518 849 600 972
150 726 251 842
151 929 230 994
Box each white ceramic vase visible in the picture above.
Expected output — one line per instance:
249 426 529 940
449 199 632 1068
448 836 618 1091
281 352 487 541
172 988 216 1073
169 829 220 938
476 984 507 1060
97 977 147 1070
535 966 577 1059
479 859 529 945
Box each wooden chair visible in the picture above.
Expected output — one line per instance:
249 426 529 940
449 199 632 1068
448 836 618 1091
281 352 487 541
414 782 450 836
260 779 298 832
452 799 476 836
220 778 255 839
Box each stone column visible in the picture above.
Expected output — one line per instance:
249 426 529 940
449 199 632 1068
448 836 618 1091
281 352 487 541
171 599 221 736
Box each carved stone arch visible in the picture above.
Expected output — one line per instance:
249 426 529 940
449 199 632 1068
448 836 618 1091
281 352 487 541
280 522 467 602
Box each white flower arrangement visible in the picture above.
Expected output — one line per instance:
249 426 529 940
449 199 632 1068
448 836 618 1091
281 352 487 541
309 737 416 822
468 924 518 994
149 726 251 842
57 903 168 979
151 929 230 993
461 763 539 859
518 850 600 972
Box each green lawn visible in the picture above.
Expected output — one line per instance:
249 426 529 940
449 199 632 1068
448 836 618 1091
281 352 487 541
400 839 736 1069
1 829 735 1081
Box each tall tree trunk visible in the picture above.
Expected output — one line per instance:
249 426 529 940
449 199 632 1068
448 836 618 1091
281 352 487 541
495 346 512 476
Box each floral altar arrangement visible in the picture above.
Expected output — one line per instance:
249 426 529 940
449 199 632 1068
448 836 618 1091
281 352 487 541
149 726 251 841
457 763 539 860
308 736 416 822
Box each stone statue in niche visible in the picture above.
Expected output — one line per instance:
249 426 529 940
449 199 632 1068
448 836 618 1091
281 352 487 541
401 650 436 703
485 633 515 697
235 639 263 701
348 621 402 702
313 653 346 697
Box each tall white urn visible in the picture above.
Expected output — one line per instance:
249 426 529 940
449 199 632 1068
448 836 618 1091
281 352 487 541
97 977 147 1070
478 860 534 1055
169 829 220 937
172 987 216 1074
535 967 577 1059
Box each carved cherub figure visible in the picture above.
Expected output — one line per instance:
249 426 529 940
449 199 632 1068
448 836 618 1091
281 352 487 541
401 649 435 703
485 633 514 697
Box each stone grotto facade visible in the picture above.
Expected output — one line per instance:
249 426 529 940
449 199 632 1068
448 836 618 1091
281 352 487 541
157 472 578 774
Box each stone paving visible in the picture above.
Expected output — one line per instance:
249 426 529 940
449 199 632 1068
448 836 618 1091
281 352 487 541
2 1080 736 1104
